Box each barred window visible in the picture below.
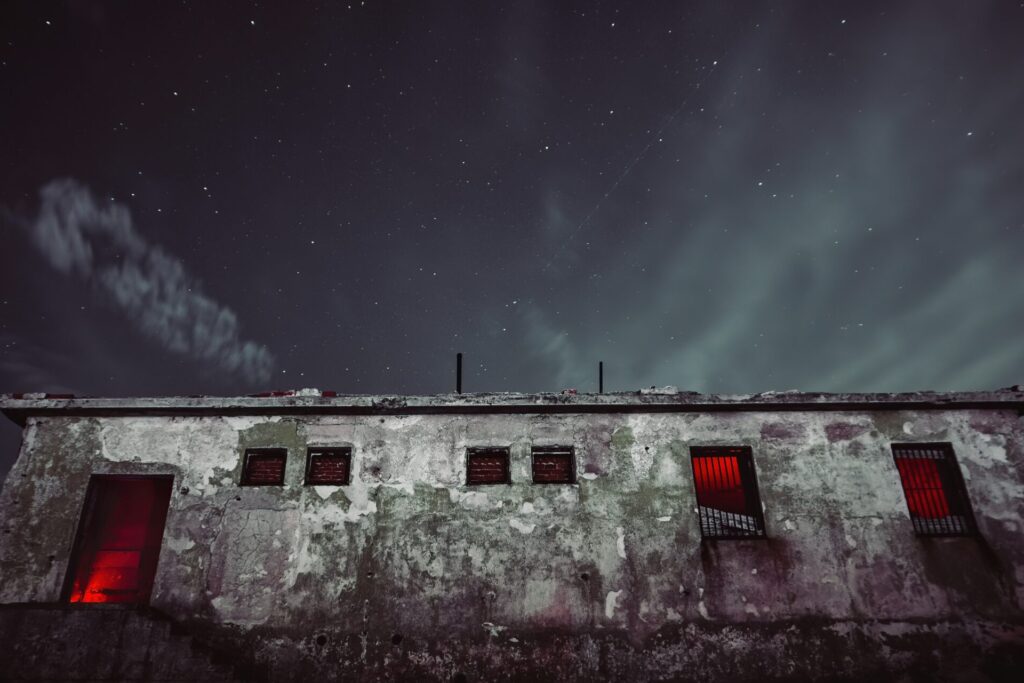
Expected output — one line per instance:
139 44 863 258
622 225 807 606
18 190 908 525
531 446 575 484
891 443 976 536
690 446 766 539
466 447 510 485
241 448 287 486
305 447 352 486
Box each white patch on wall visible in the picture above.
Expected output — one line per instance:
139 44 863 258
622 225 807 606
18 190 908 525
223 416 282 431
164 535 195 553
509 518 536 535
288 534 325 586
605 590 622 619
424 555 445 578
307 486 378 529
616 526 627 559
521 501 535 514
482 622 506 637
338 487 377 522
314 486 339 500
466 544 486 571
97 417 241 493
622 413 655 479
656 516 672 522
381 481 416 496
449 489 496 511
556 487 578 504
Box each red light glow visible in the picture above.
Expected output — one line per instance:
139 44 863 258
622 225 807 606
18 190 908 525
895 458 950 519
692 455 746 514
67 477 172 604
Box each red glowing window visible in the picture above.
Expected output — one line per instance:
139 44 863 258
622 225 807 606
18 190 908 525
64 476 173 604
690 446 766 539
241 448 287 486
305 447 352 486
532 446 575 484
466 447 510 485
892 443 976 536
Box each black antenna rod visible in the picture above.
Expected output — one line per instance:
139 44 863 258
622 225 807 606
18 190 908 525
599 361 604 394
456 353 463 394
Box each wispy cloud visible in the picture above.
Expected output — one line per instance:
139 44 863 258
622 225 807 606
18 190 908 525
516 7 1024 394
22 179 275 383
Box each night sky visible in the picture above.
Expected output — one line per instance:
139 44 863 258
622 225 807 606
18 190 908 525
2 2 1023 478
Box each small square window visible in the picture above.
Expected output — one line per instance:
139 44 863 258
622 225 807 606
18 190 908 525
690 446 766 539
531 446 575 484
241 448 287 486
305 447 352 486
466 447 510 485
891 443 976 536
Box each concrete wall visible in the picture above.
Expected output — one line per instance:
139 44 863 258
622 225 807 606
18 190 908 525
1 407 1023 680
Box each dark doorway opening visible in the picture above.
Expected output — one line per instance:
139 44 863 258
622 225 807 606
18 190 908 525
63 475 173 604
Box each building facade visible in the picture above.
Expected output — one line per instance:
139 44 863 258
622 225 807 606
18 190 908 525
1 388 1023 681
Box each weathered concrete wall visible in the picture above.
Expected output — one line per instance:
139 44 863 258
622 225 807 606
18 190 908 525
0 605 243 681
1 407 1024 680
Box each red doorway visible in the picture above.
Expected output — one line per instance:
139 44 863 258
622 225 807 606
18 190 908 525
64 476 173 604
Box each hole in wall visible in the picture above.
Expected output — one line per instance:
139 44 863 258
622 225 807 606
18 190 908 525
452 674 468 683
391 633 403 645
580 572 589 581
316 634 327 646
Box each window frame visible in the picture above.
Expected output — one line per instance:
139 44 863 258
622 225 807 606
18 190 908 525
530 445 576 484
465 446 511 486
240 448 288 486
304 447 353 486
890 442 977 537
689 445 767 540
61 474 174 605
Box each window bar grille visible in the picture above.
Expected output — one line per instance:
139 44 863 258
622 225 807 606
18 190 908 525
466 447 510 485
305 447 352 486
690 446 766 539
241 448 287 486
531 446 575 484
891 443 975 536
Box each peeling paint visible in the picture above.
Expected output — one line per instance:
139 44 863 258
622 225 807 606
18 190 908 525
605 590 622 619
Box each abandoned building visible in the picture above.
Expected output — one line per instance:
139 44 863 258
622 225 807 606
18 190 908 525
1 387 1023 681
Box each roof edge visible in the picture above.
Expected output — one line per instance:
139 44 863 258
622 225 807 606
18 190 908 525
2 388 1023 426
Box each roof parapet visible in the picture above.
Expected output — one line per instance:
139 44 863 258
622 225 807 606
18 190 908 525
1 387 1023 426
